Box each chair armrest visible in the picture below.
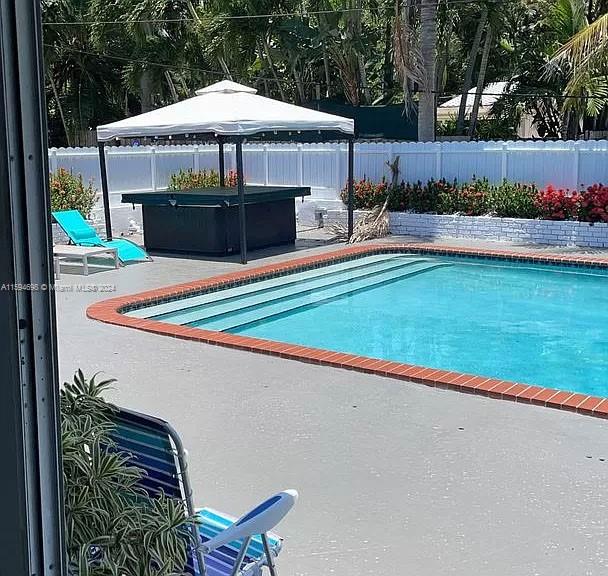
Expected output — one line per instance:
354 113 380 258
201 489 298 554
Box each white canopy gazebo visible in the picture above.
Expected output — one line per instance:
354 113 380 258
96 81 356 263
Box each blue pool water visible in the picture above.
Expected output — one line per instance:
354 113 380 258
131 254 608 397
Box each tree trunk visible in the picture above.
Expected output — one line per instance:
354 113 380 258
47 71 71 147
139 69 153 113
468 25 493 138
382 0 393 100
456 8 487 135
292 65 306 103
164 71 179 103
218 55 233 81
418 0 437 141
358 54 371 104
322 48 331 97
262 38 287 101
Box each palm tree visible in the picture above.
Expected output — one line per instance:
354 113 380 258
419 0 438 140
43 0 123 145
548 10 608 129
89 0 192 113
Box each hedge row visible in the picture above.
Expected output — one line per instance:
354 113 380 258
341 178 608 223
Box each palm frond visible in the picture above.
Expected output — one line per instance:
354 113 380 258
547 0 588 40
549 12 608 74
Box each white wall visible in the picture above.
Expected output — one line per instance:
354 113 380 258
326 210 608 248
49 140 608 234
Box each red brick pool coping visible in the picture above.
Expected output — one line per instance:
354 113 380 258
87 243 608 419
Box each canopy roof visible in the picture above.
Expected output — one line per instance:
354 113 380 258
97 80 354 141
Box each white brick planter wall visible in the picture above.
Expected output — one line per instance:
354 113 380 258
326 209 608 248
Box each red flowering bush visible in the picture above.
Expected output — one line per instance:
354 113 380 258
340 177 389 210
579 184 608 223
535 185 580 220
225 169 239 187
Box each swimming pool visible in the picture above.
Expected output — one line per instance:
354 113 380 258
125 251 608 398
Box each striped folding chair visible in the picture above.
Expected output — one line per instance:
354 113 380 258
109 407 297 576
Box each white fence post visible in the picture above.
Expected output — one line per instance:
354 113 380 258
150 146 157 191
335 145 342 192
387 142 394 173
297 143 304 186
263 144 269 185
49 148 58 173
435 142 442 179
193 144 200 171
500 142 508 180
573 141 580 189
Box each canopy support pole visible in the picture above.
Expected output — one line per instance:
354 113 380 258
218 137 225 187
235 138 247 264
347 138 354 240
98 142 112 240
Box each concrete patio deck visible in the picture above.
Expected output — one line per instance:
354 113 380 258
55 234 608 576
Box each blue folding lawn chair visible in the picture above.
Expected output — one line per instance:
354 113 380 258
109 407 298 576
52 210 150 264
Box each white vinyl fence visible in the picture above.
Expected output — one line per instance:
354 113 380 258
49 140 608 233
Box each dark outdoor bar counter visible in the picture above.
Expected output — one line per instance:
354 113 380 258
122 186 310 256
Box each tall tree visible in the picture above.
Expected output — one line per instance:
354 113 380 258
89 0 193 113
468 22 493 136
419 0 438 140
43 0 123 146
456 6 488 134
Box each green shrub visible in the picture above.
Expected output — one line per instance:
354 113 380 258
50 168 97 218
62 371 195 576
169 168 220 190
486 180 539 218
343 175 542 219
405 180 440 213
168 168 240 190
437 177 490 215
383 178 451 214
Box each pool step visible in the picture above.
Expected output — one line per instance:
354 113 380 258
140 254 425 323
160 257 433 326
129 253 413 320
194 260 451 332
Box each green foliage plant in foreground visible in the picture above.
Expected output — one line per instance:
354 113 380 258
62 370 196 576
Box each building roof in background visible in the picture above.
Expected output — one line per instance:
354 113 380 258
439 82 509 111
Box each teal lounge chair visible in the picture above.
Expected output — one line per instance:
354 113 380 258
52 210 150 264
